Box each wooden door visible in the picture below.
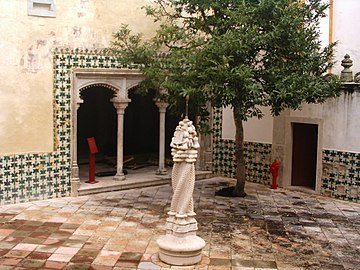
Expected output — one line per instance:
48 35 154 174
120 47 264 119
291 123 318 189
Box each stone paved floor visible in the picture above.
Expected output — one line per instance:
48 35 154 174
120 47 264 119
0 177 359 270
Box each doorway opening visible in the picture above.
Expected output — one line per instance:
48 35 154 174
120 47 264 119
123 88 180 170
77 86 117 180
123 88 159 169
291 123 318 189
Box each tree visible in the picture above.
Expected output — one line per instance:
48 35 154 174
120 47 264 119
110 0 341 197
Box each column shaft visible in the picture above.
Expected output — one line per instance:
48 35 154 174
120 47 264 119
155 101 169 175
71 101 83 196
111 98 130 181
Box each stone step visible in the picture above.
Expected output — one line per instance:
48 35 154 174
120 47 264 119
78 170 213 196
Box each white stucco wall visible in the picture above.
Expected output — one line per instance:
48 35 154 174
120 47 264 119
332 0 360 74
222 106 274 144
0 0 156 155
287 0 360 152
290 92 360 152
318 0 330 48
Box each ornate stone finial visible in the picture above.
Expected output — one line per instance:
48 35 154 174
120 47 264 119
340 54 353 82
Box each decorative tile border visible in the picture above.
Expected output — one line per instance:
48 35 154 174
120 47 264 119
212 108 272 185
322 149 360 202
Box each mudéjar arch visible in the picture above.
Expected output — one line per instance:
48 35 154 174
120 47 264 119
70 68 174 196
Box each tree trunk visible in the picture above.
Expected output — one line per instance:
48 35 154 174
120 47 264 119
233 109 247 197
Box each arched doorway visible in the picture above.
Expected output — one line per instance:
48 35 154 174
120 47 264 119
77 86 117 179
70 68 173 196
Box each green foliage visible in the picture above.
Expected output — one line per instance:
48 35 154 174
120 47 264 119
110 0 341 123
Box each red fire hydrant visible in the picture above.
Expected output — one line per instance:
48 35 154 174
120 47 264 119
269 160 279 189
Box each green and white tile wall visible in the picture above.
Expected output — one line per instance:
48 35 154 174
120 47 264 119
0 153 69 204
212 108 272 185
322 149 360 202
0 49 137 205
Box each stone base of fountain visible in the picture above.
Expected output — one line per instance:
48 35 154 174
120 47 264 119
157 212 205 266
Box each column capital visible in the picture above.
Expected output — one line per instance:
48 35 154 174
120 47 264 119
76 98 84 110
154 99 169 113
111 98 131 114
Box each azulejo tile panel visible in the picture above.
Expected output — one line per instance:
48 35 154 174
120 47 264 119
0 152 70 205
322 149 360 202
0 48 137 205
212 108 272 185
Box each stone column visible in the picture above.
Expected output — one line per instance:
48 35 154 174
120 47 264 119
71 100 83 197
155 100 169 175
157 118 205 266
111 98 130 181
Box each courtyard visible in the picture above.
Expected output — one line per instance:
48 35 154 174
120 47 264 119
0 177 359 270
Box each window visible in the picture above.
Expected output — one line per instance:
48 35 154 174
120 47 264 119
28 0 56 17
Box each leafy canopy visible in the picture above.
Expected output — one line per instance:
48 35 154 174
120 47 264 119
110 0 341 122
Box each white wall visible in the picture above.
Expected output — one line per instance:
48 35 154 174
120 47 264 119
290 93 360 153
319 0 330 48
318 0 360 73
287 0 360 152
222 106 274 143
332 0 360 74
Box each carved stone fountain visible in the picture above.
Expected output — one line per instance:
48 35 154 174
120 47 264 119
157 117 205 265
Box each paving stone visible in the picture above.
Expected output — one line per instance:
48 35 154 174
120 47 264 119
118 251 143 262
5 249 31 258
71 255 95 264
27 251 52 260
232 259 255 267
43 260 67 269
48 253 74 262
0 257 22 266
63 262 91 270
209 258 231 266
0 179 357 269
17 258 46 268
137 261 161 269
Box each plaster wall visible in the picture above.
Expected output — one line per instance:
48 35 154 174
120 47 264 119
318 0 329 48
0 0 156 155
221 106 273 144
332 0 360 74
289 92 360 152
318 0 360 73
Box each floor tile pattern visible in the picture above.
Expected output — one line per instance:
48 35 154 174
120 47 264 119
0 178 359 269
